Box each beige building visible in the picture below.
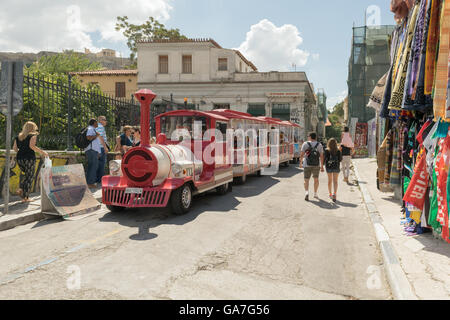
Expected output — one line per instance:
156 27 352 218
71 69 138 99
137 39 317 139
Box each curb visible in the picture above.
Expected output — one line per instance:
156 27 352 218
0 192 103 232
352 161 418 300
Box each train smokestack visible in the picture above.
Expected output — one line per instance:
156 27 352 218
134 89 157 148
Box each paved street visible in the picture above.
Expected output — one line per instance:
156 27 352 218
0 165 391 300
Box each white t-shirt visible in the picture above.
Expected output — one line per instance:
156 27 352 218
84 126 102 153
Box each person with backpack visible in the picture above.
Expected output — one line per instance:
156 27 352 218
299 132 324 201
324 138 343 203
83 119 102 189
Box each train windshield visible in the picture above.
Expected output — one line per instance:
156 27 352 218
160 116 208 140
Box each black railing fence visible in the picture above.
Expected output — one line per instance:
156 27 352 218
0 72 141 151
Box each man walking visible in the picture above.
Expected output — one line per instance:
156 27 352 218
85 119 102 189
299 132 325 201
96 116 109 184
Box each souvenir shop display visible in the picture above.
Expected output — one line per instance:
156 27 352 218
376 0 450 243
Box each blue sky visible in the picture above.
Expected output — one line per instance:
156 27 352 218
1 0 396 109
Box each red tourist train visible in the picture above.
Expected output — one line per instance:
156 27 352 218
102 90 301 215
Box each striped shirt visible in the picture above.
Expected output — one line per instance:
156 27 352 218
96 123 107 144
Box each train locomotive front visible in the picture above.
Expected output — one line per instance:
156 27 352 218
101 89 232 215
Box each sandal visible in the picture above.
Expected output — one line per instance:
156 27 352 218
16 189 23 197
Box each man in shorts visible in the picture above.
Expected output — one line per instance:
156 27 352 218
299 132 325 201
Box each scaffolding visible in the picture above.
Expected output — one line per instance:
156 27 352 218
347 25 396 123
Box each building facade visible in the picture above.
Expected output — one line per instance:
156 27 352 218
137 39 317 139
71 69 138 99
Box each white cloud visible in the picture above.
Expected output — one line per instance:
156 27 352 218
237 19 310 72
327 90 347 110
0 0 172 53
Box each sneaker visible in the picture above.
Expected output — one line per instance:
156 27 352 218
314 193 319 199
332 194 337 203
305 193 309 201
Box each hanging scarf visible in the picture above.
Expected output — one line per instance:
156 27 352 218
433 0 450 121
389 4 420 110
381 25 403 118
368 73 388 112
390 128 402 186
425 0 442 94
403 149 429 210
435 135 450 243
404 0 429 109
385 129 395 185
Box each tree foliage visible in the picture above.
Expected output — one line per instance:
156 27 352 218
325 101 345 141
115 16 187 62
27 50 103 75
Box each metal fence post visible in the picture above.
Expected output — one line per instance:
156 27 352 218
67 74 73 151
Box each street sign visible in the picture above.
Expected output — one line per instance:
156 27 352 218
0 61 23 116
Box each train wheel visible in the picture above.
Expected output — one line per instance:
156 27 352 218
236 174 247 185
171 184 192 215
256 170 262 177
107 205 126 213
216 183 229 195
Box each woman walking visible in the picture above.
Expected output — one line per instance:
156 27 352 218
13 121 48 202
340 127 354 183
324 138 342 203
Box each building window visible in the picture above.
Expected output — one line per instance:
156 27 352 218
115 82 126 98
159 55 169 74
218 58 228 71
213 104 230 110
182 55 192 74
247 104 266 117
272 103 291 121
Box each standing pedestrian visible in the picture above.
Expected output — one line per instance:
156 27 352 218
325 138 342 203
96 116 109 184
340 127 354 183
115 126 133 157
85 119 102 189
299 132 325 201
132 127 141 147
12 121 48 203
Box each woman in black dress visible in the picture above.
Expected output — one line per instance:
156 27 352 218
12 121 48 202
324 138 342 203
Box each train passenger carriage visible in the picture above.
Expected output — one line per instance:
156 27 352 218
257 117 294 167
208 109 268 184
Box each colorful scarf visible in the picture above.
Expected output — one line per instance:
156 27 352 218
435 136 450 243
389 4 420 110
424 0 442 95
403 149 429 210
433 0 450 121
404 0 429 108
385 129 395 185
390 128 402 186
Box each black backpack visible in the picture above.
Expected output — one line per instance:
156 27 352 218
75 127 92 149
327 151 340 168
306 142 320 166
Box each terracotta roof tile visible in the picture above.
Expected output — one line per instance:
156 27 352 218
70 70 138 76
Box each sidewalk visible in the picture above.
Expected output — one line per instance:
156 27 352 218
353 158 450 300
0 188 103 232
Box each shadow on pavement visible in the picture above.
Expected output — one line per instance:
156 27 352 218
99 165 303 241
